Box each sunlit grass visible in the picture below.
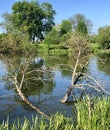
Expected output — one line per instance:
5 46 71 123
91 42 110 54
37 43 69 55
75 97 110 130
91 43 101 53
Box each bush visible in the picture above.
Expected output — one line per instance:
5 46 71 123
44 28 60 44
91 43 101 53
98 26 110 49
0 32 37 54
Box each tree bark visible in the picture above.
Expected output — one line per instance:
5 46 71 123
60 55 85 104
60 72 83 103
16 85 50 120
14 75 49 119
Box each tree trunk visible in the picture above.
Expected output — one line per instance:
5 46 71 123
60 72 83 103
16 85 50 120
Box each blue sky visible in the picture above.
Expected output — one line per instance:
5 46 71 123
0 0 110 33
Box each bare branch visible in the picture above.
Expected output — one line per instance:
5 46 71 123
0 54 50 120
60 34 109 103
26 69 43 75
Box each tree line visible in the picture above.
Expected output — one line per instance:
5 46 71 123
0 0 110 53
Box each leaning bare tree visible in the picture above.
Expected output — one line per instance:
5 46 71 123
60 34 109 103
0 54 50 120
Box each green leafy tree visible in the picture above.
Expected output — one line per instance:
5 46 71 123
89 34 98 43
44 28 60 44
41 2 56 34
1 0 56 43
76 20 88 36
60 20 72 35
69 14 92 34
98 26 110 49
11 1 44 43
1 12 13 33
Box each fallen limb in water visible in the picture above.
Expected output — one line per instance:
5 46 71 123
60 71 84 103
0 54 50 120
15 81 50 120
60 64 110 103
60 34 109 103
60 34 86 103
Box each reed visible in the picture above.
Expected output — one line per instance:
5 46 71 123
0 97 109 130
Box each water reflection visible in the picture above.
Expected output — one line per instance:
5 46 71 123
87 54 110 93
0 53 110 123
97 53 110 75
2 55 55 96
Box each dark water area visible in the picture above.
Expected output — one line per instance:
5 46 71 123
0 53 110 123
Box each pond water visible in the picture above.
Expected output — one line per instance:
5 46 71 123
0 53 110 123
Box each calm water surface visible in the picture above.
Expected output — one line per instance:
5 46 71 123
0 53 110 123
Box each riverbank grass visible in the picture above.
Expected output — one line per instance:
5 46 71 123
37 43 69 55
91 42 110 54
0 97 109 130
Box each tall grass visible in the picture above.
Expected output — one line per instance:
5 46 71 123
75 97 110 130
0 97 109 130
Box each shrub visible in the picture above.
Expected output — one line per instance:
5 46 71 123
44 28 60 44
98 26 110 49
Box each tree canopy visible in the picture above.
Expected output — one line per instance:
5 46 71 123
60 20 72 35
41 2 56 34
76 20 88 36
44 28 60 44
69 14 92 35
98 26 110 49
1 0 56 43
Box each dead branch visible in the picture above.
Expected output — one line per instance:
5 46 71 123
61 34 87 103
60 34 109 103
0 54 50 120
60 70 84 103
15 81 50 120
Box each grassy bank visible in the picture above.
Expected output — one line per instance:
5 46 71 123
38 42 110 56
91 43 110 54
37 43 69 55
0 97 109 130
